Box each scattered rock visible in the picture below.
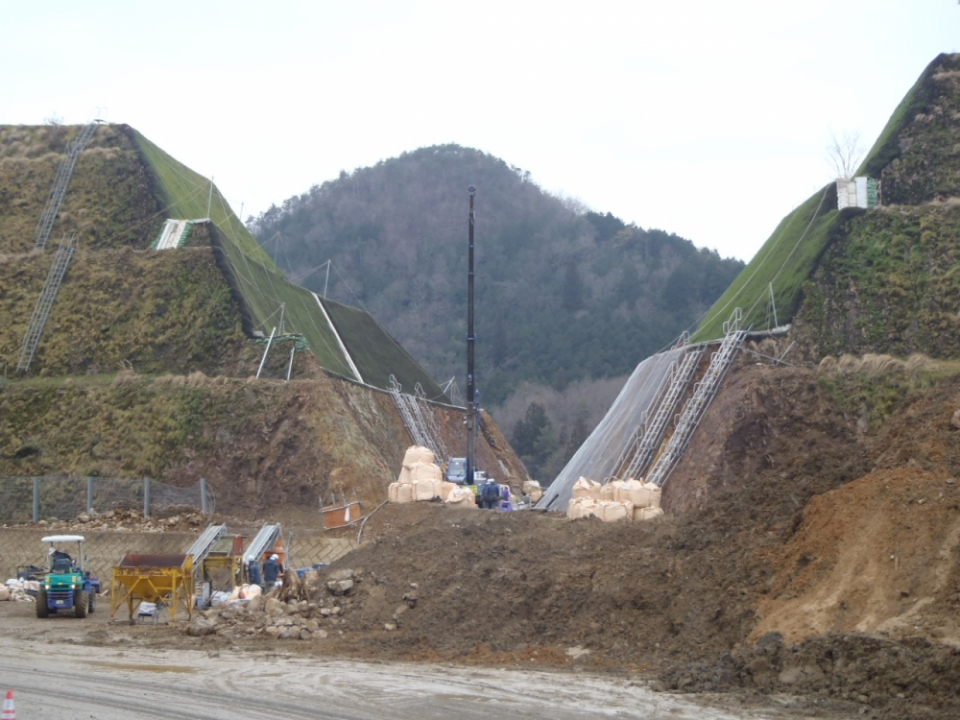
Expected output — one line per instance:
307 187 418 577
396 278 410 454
187 619 217 637
327 578 353 595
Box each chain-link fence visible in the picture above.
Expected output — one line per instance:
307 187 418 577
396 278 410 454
0 476 213 525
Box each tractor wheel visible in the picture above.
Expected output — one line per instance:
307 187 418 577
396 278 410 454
75 589 88 618
36 589 49 618
88 591 96 614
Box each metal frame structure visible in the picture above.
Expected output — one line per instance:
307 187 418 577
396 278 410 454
414 382 447 460
186 523 226 588
154 219 190 250
242 524 284 571
388 375 444 462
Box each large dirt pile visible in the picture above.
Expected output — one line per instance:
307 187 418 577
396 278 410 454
281 360 960 719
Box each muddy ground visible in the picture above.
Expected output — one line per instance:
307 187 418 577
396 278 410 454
6 359 960 719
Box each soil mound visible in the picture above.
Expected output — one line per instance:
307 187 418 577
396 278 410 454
308 362 960 719
753 468 960 645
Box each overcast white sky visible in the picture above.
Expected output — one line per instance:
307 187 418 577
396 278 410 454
2 1 957 261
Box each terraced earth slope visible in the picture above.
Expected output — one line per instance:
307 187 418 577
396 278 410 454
0 123 522 512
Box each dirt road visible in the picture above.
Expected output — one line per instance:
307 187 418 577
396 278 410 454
0 602 813 720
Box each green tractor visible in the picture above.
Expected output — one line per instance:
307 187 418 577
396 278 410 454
36 534 101 619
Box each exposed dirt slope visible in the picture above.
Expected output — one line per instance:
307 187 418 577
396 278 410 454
0 374 523 516
753 467 960 645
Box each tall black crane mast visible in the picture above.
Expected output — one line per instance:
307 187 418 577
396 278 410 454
465 185 478 484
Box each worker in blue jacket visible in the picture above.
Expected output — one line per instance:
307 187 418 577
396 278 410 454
262 553 282 588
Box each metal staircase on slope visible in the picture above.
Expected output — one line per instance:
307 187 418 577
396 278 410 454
35 122 99 250
415 383 448 460
17 234 78 373
388 376 443 462
645 309 747 488
618 346 705 481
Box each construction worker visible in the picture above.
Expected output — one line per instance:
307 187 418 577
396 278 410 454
262 553 282 588
48 547 72 571
480 478 500 509
247 559 262 587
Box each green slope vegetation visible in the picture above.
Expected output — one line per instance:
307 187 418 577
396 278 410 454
128 127 274 266
0 124 445 396
795 203 960 358
131 128 444 396
0 242 255 377
792 53 960 359
324 299 443 392
695 53 960 344
693 186 853 340
0 124 161 252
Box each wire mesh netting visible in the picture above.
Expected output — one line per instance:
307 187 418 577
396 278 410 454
537 347 685 511
0 477 213 525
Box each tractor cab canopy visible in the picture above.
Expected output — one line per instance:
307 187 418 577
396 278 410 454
41 535 86 543
41 535 85 573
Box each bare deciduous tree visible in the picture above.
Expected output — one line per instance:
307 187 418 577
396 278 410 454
826 130 866 179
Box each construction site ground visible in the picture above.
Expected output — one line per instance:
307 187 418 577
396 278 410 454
5 360 960 719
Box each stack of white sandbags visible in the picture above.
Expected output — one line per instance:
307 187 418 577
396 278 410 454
389 446 443 503
444 485 477 507
617 478 664 521
523 479 543 502
566 476 663 522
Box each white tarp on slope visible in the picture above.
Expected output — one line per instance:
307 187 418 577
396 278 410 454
537 347 685 511
156 219 188 250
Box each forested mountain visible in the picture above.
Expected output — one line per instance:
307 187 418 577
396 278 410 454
252 145 743 414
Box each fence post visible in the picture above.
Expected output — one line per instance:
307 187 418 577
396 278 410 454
143 477 151 518
200 478 208 515
33 477 40 523
87 477 94 514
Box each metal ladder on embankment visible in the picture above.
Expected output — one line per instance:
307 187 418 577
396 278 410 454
388 375 445 463
616 345 705 481
16 234 78 373
645 309 747 488
35 122 99 251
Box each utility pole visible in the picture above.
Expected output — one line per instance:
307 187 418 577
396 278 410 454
466 185 477 485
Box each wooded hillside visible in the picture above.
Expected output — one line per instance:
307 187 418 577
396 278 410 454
252 144 744 407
